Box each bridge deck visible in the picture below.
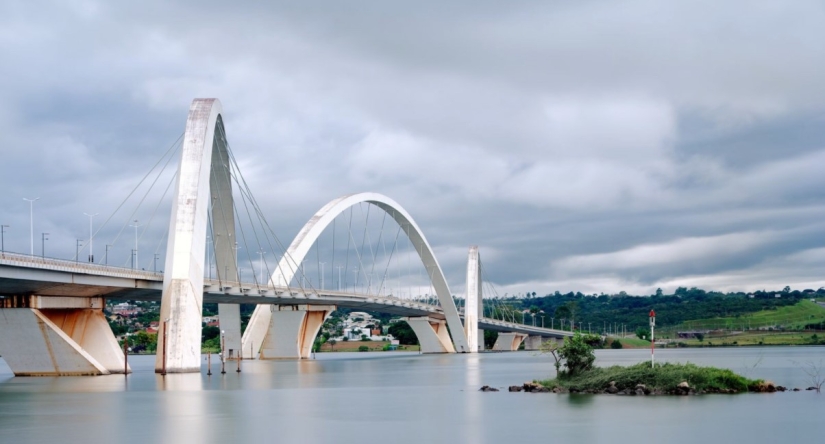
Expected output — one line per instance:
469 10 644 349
0 253 572 338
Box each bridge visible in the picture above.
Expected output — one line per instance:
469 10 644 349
0 99 571 376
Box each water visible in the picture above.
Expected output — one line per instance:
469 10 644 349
0 347 823 443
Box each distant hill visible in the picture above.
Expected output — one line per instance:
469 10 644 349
496 287 825 334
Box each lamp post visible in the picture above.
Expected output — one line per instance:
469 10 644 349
83 212 98 262
352 268 358 292
220 330 226 374
650 310 656 368
153 253 159 272
23 197 39 256
233 242 242 283
161 318 170 376
319 261 325 290
104 244 111 265
129 220 141 269
1 224 8 254
41 233 48 258
336 266 343 291
76 239 83 263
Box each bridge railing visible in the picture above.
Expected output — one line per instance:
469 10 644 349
201 278 444 310
0 251 162 281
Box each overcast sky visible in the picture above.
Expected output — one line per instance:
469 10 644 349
0 0 823 296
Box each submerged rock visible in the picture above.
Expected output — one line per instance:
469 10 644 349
479 385 499 392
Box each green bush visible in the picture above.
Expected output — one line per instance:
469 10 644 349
358 345 369 352
611 339 623 349
558 332 596 377
539 362 762 393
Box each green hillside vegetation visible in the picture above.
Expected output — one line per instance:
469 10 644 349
675 331 824 347
483 287 825 335
662 300 825 334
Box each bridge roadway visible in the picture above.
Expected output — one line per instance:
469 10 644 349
0 252 570 338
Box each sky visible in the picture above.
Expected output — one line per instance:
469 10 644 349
0 0 823 297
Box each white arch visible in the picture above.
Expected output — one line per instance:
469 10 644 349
156 98 241 373
242 192 471 356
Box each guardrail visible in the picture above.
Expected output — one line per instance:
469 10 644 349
0 252 568 336
0 251 162 281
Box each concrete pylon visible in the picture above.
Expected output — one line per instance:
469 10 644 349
492 332 527 351
403 317 456 353
0 296 130 376
209 136 242 360
157 98 239 373
524 335 547 351
258 305 335 359
465 246 483 352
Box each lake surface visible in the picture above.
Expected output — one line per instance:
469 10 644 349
1 347 823 444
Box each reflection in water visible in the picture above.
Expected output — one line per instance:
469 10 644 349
0 348 824 444
567 393 595 407
464 354 482 444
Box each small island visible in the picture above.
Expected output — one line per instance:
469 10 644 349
532 361 781 395
491 332 805 395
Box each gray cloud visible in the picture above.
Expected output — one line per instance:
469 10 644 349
0 0 823 295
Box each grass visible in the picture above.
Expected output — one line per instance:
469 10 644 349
673 331 824 347
660 300 825 334
609 337 651 348
538 362 765 394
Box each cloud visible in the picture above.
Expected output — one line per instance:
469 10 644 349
0 0 823 295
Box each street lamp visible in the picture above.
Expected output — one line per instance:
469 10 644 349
1 225 8 254
129 220 141 269
319 261 325 290
83 212 98 262
41 233 48 258
336 266 343 291
76 239 83 263
161 317 171 376
23 197 39 256
220 330 226 374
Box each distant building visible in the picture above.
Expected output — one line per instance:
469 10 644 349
112 302 141 316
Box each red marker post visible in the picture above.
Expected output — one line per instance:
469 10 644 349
649 309 656 368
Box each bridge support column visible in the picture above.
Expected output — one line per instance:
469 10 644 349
403 317 456 353
465 246 483 353
259 305 334 359
523 335 548 351
492 332 527 351
0 297 130 376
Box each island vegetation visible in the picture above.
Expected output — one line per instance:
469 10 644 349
530 332 788 395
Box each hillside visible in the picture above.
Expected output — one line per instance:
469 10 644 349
491 287 825 334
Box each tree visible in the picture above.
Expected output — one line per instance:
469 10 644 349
202 325 220 342
635 326 651 341
554 301 579 330
328 339 337 351
484 330 498 349
695 332 705 342
557 332 596 376
388 321 419 345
